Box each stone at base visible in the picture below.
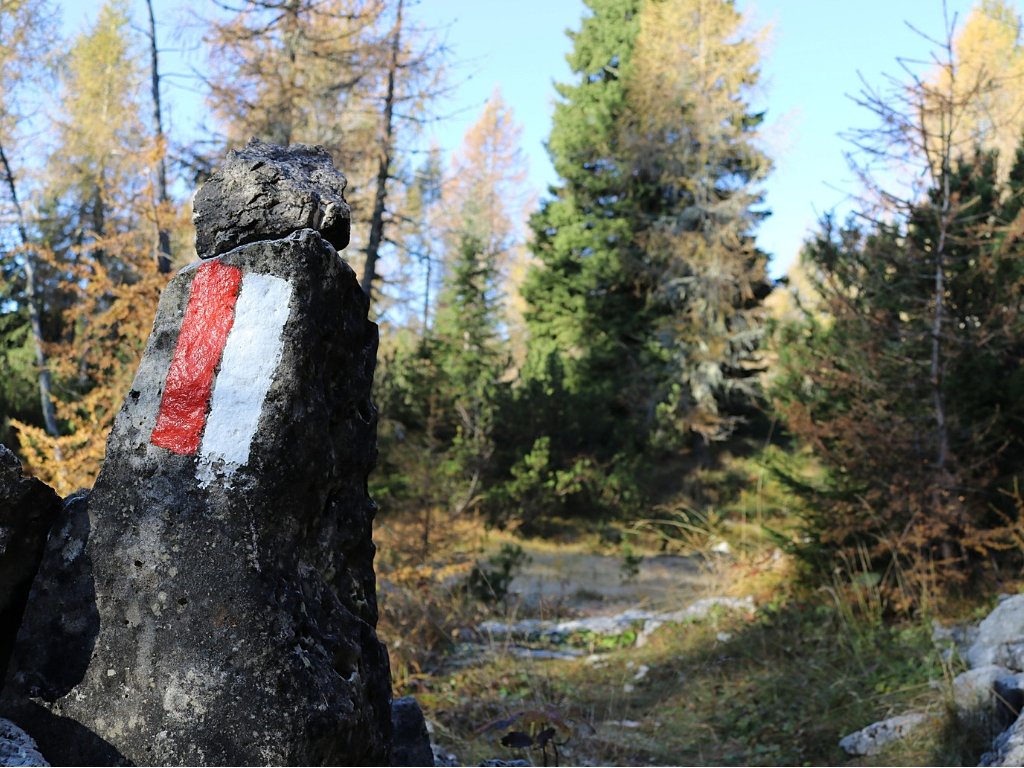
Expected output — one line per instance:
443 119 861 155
0 718 47 768
391 697 435 766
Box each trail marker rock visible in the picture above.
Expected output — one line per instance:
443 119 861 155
1 143 390 766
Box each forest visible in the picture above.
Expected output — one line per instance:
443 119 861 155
4 0 1024 764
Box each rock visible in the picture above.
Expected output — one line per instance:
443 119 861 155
932 619 980 664
838 712 932 756
0 718 47 767
1 492 97 704
192 139 351 259
981 712 1024 766
475 596 755 649
994 672 1024 727
966 595 1024 671
0 446 61 684
2 145 389 765
953 665 1016 716
391 697 434 767
431 744 460 767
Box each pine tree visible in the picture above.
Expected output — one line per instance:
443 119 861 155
773 145 1024 604
518 0 771 500
520 0 648 463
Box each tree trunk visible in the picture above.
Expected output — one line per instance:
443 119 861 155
361 0 402 303
0 141 61 443
145 0 171 274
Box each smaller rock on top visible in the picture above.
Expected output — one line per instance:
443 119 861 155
193 138 351 259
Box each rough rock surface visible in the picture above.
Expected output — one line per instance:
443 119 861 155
0 717 48 767
2 145 389 765
838 713 932 756
966 595 1024 670
0 446 61 683
193 139 352 259
952 665 1016 716
981 713 1024 766
390 696 434 767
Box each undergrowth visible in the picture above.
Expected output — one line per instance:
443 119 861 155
409 598 965 766
376 446 1003 766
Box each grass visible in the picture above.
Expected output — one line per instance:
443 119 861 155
377 447 1005 766
406 596 967 766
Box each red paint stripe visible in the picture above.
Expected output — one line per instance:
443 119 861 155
151 260 242 454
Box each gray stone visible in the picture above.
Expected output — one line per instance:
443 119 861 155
954 665 1016 716
966 595 1024 671
475 596 755 648
982 711 1024 766
431 744 460 767
838 712 932 756
932 619 980 664
192 138 351 259
0 446 61 685
390 696 434 767
0 718 47 767
1 225 390 764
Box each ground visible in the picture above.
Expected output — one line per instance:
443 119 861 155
376 521 987 766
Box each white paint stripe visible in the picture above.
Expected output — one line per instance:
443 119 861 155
196 272 292 488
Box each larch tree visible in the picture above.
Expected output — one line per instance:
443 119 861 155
0 0 61 447
624 0 771 450
932 0 1024 180
202 0 448 307
144 0 172 273
12 0 165 492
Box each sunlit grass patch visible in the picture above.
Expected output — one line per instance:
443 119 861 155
412 599 959 766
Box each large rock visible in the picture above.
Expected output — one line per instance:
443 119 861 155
966 595 1024 671
952 665 1016 717
2 145 390 765
192 139 351 259
0 446 61 684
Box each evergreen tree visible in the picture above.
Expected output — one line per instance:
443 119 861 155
520 0 649 465
515 0 771 519
773 146 1024 604
373 96 525 534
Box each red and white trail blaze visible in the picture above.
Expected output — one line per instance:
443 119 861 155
150 259 293 487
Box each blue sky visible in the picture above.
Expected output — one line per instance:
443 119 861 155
66 0 983 277
404 0 979 277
